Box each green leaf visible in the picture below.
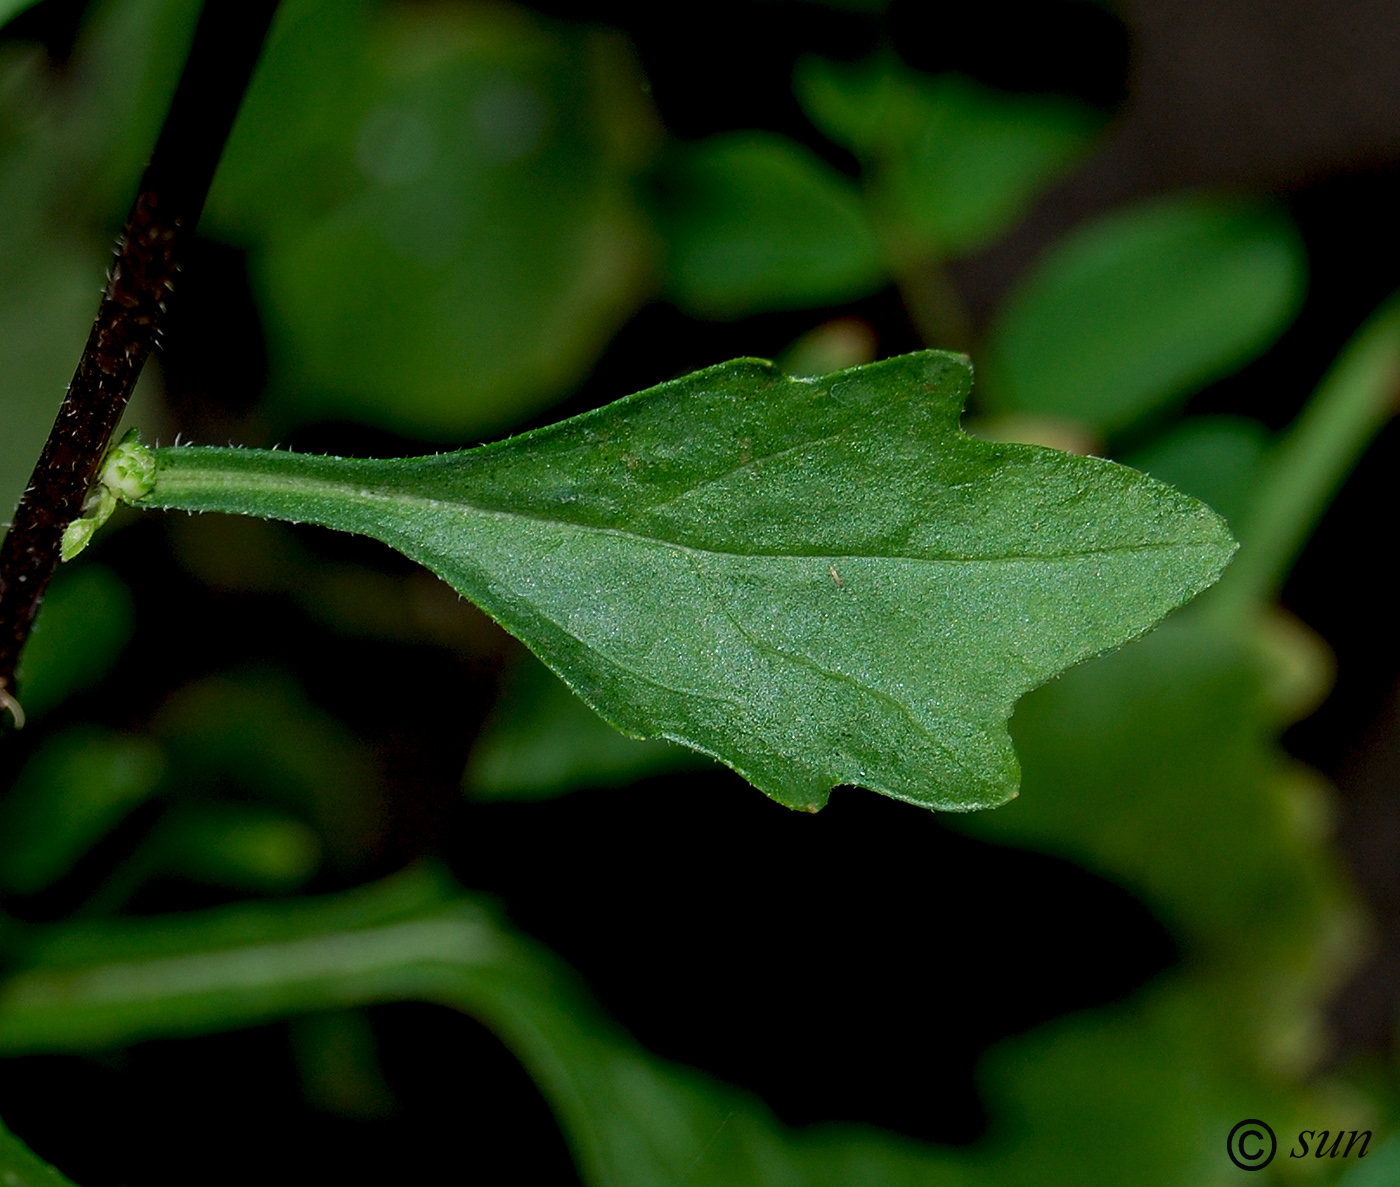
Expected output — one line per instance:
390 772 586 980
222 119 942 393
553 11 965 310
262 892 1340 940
969 977 1323 1187
1338 1132 1399 1186
151 802 322 894
0 1115 80 1187
0 246 101 520
796 55 1100 256
0 728 165 897
123 351 1233 812
653 133 885 318
0 1 42 27
983 194 1306 434
0 866 965 1187
204 0 658 438
465 648 707 802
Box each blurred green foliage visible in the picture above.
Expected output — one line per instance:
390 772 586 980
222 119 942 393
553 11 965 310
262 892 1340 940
983 194 1307 434
0 0 194 514
1 0 1396 1184
207 0 659 437
152 667 381 867
796 54 1099 257
0 2 38 26
465 648 704 802
654 132 884 317
1340 1133 1400 1186
13 564 135 720
144 801 322 893
0 727 164 895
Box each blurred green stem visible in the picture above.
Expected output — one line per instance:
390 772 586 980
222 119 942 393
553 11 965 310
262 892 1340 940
1214 294 1400 614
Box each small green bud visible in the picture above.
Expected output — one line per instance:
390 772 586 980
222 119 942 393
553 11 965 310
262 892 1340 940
60 487 116 562
100 429 158 502
60 429 158 562
58 522 95 564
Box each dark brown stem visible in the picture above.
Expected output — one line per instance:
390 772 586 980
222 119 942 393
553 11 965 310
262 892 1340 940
0 0 280 714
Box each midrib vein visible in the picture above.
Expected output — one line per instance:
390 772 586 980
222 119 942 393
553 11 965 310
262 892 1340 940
148 454 1216 567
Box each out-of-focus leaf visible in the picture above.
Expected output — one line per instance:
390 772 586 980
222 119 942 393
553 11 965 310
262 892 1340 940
204 0 659 438
126 351 1234 812
1124 416 1270 525
962 613 1357 1021
0 247 101 520
1250 607 1334 726
0 866 966 1187
60 0 201 216
945 608 1363 1186
0 1115 80 1187
153 668 380 865
796 55 1100 256
654 133 884 318
1337 1131 1399 1185
0 1 43 28
983 194 1305 433
14 565 135 719
938 297 1400 1180
778 317 878 378
968 978 1321 1187
0 36 101 522
0 728 165 897
153 802 322 893
465 649 705 802
0 859 1354 1187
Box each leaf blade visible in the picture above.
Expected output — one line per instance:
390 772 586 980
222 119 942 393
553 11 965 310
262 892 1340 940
131 351 1235 811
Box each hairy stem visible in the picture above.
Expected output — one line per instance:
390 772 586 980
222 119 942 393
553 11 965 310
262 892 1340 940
0 0 280 715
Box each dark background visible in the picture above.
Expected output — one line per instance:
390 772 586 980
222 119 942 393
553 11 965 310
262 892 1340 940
3 0 1400 1183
